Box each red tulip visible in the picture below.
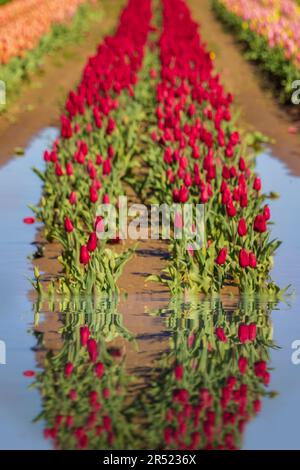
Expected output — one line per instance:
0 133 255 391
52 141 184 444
238 324 249 343
87 232 97 252
263 205 271 220
64 217 74 233
103 159 111 175
238 356 248 374
80 245 90 265
179 185 189 203
237 218 247 236
216 248 227 265
215 327 227 342
249 252 257 268
254 214 267 232
174 364 184 380
66 162 73 176
226 202 236 217
103 193 110 204
55 163 64 176
89 186 98 203
239 248 249 268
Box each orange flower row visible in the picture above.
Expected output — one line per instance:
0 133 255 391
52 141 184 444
0 0 90 64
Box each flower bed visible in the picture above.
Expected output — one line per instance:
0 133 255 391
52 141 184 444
0 0 101 110
0 0 88 64
28 0 281 297
142 0 280 295
30 0 151 295
211 0 300 103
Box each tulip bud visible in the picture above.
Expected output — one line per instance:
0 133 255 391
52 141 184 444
64 217 74 233
237 218 247 237
216 248 227 265
80 245 90 265
80 326 90 346
238 324 249 343
87 232 97 252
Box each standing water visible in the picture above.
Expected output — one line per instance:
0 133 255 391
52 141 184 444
0 129 299 449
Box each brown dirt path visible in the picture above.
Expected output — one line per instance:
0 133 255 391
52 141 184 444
187 0 300 176
0 0 125 167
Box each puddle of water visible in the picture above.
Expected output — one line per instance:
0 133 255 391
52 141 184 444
0 128 57 449
0 129 299 448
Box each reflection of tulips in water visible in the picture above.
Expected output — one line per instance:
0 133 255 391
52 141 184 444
31 298 135 450
29 297 277 449
143 298 276 450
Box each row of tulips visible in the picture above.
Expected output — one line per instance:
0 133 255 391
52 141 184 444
30 0 152 295
26 296 277 449
142 0 280 295
0 0 103 111
0 0 89 64
212 0 300 103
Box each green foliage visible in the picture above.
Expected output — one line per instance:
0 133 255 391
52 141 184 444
211 0 299 104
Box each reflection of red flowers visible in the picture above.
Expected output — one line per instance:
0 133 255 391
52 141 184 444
87 338 98 362
248 323 257 341
95 362 105 378
65 362 74 377
69 389 77 401
103 415 112 432
238 356 248 374
173 389 189 404
80 326 90 346
174 364 184 380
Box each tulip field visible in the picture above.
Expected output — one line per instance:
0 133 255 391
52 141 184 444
212 0 300 102
26 0 281 298
1 0 300 456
